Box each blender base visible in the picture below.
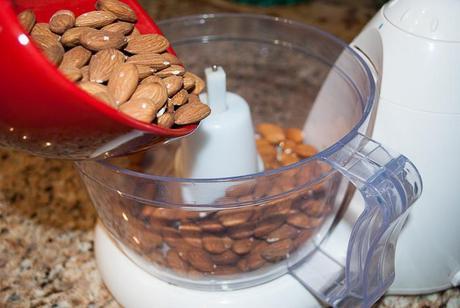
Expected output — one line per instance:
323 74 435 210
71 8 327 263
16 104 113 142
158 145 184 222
94 223 320 308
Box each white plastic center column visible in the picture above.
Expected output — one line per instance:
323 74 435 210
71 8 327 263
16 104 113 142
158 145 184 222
205 65 228 114
175 66 262 202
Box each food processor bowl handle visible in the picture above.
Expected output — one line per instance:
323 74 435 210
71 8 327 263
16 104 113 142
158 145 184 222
289 133 422 307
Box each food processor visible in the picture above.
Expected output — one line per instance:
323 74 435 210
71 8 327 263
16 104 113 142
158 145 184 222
76 14 422 307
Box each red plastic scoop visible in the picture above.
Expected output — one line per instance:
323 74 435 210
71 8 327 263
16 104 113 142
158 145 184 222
0 0 197 159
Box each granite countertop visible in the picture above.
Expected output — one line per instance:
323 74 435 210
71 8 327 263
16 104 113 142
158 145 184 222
1 0 459 307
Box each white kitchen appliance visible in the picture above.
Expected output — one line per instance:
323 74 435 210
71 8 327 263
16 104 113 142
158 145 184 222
75 1 460 305
351 0 460 293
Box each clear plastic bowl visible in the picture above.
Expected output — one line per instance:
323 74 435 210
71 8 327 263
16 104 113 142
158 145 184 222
76 14 421 307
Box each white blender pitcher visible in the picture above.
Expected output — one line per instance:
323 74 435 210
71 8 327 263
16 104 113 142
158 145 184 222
76 13 423 308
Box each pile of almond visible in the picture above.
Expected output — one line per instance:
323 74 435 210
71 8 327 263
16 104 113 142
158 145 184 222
256 123 318 169
17 0 210 128
102 124 331 278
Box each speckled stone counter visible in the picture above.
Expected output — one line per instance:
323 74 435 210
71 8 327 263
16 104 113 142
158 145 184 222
1 0 459 307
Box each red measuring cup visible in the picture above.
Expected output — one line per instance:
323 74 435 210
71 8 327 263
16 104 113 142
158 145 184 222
0 0 197 159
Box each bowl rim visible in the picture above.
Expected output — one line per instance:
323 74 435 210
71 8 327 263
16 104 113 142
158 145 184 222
78 13 376 184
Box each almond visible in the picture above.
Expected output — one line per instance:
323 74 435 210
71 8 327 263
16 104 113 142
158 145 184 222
287 212 320 229
264 224 299 243
170 89 189 106
177 247 196 265
166 97 174 113
228 222 255 239
268 185 284 197
125 34 169 54
155 65 185 78
257 146 277 167
184 72 205 95
238 195 255 203
193 76 206 95
59 66 82 82
186 248 214 272
294 144 317 158
33 35 65 65
280 140 297 153
96 0 137 23
131 82 168 107
252 206 265 221
275 174 297 191
151 208 182 221
31 23 60 42
253 177 271 199
127 27 140 41
254 216 286 238
166 250 189 273
49 10 75 34
81 65 90 82
162 53 182 65
101 21 134 35
108 63 139 106
162 227 184 248
128 221 162 250
147 250 165 266
157 112 174 128
80 29 127 51
183 73 195 91
203 236 233 254
89 48 125 83
200 220 225 234
213 265 240 276
263 201 292 219
225 181 256 198
174 102 211 125
214 196 238 205
60 46 92 69
75 10 117 28
17 9 36 33
257 123 285 144
246 241 268 270
187 94 202 105
146 232 164 250
163 76 183 97
279 153 299 166
285 128 304 143
33 33 60 49
126 53 170 70
119 98 158 123
299 199 327 217
79 81 115 106
217 208 253 228
211 250 239 266
178 222 202 233
236 258 250 272
136 65 154 79
61 27 92 47
260 239 293 262
183 231 203 249
141 75 165 86
232 238 257 255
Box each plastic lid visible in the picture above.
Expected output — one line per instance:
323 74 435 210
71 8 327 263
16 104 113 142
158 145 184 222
383 0 460 42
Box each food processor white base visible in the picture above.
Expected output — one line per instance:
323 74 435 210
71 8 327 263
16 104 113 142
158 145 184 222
94 223 320 308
